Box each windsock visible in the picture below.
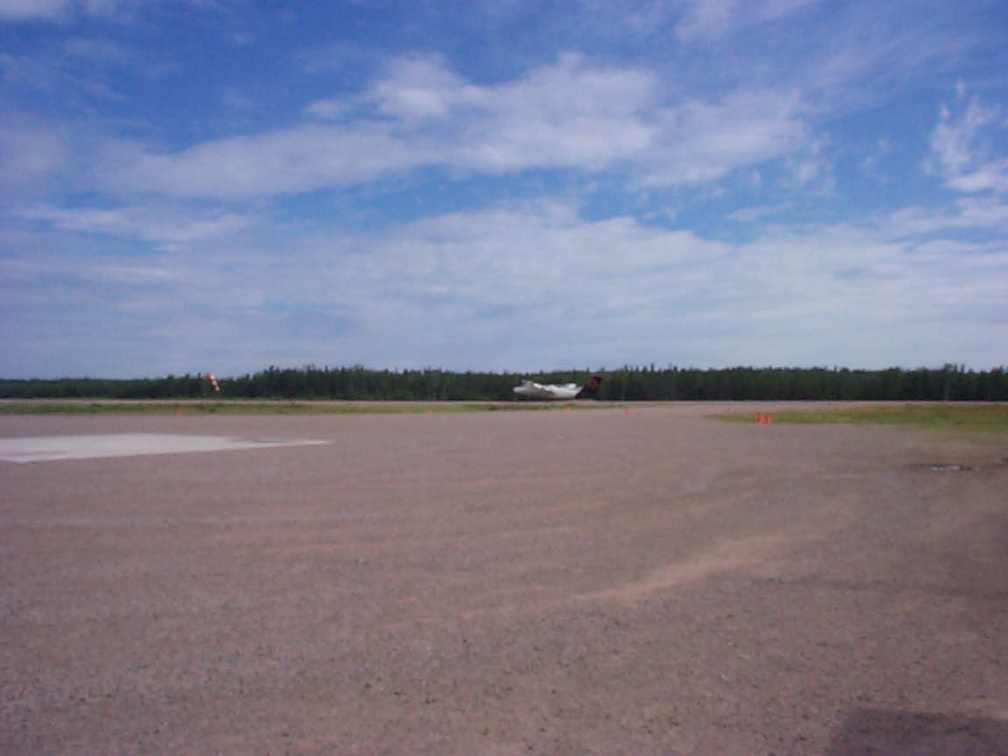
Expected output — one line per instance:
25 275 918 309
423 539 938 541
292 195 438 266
206 373 220 392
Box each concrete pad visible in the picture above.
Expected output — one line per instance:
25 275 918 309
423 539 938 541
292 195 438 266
0 433 327 463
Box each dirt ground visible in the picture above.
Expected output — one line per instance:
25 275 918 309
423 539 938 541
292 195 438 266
1 404 1006 754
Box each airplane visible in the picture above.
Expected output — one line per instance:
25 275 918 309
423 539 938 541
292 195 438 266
513 374 602 400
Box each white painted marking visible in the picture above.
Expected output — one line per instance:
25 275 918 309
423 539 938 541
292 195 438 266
0 434 327 463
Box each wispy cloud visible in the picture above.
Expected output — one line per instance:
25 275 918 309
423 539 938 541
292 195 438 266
99 124 427 198
10 195 1004 375
87 54 811 199
20 202 254 248
0 36 134 105
0 0 233 23
674 0 822 42
643 89 807 185
929 91 1008 195
0 0 72 21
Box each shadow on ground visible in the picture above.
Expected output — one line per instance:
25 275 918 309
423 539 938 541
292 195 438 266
828 709 1008 755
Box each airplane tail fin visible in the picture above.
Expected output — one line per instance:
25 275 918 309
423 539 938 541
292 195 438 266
576 374 602 399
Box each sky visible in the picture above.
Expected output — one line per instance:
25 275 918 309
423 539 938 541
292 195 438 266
1 0 1006 379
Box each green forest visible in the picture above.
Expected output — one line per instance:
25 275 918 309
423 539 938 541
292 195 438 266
1 364 1006 402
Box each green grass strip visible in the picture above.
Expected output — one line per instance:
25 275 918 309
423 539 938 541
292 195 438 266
714 403 1008 432
0 400 607 416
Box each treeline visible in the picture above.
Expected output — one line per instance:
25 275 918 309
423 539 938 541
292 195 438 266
2 364 1006 401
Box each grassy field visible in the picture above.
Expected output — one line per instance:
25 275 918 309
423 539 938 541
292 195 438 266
716 403 1008 432
3 401 1006 432
0 400 607 416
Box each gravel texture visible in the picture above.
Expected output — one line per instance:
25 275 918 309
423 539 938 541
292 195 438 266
1 405 1006 754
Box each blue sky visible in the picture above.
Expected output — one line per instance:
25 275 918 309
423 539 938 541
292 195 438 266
1 0 1006 378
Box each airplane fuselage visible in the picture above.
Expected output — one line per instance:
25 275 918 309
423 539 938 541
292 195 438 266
513 381 584 400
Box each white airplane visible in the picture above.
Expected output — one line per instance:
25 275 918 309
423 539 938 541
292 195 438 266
513 374 602 400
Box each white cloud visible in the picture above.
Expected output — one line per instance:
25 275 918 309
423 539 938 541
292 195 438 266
0 0 231 22
95 55 809 199
19 203 254 248
228 202 1008 369
313 53 660 174
643 89 807 185
947 159 1008 195
928 93 1008 195
674 0 821 42
4 192 1006 375
94 55 660 197
179 204 1006 366
0 0 71 21
452 54 658 172
367 56 480 122
727 202 793 223
99 125 429 198
930 99 992 175
303 98 348 121
954 196 1008 230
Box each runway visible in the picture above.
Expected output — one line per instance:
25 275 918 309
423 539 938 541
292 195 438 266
2 406 1006 754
